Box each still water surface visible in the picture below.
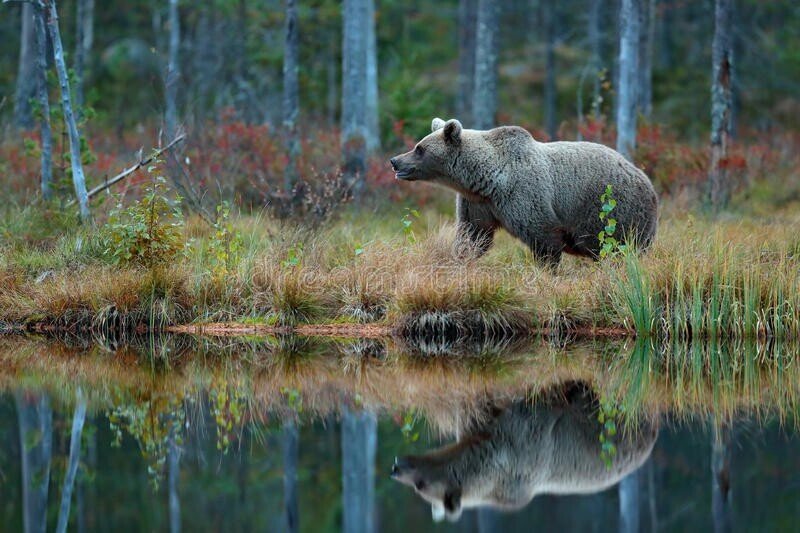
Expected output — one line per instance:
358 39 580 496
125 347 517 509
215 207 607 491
1 336 799 532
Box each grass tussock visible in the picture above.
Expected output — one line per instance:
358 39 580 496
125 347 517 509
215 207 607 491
1 199 799 341
3 335 800 431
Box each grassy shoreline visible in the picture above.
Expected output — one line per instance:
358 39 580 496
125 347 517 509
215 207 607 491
2 202 800 341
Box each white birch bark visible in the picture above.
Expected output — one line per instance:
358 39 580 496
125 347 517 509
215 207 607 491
472 0 498 130
707 0 733 209
365 0 380 152
46 0 91 220
616 0 640 161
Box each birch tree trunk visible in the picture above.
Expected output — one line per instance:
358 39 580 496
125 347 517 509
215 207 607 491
56 388 88 533
472 0 498 130
326 27 338 126
282 420 299 533
543 1 558 140
165 0 180 141
14 2 36 130
618 470 640 533
589 0 602 118
15 391 53 533
341 406 377 533
365 0 380 152
74 0 94 120
283 0 300 205
616 0 640 161
456 0 477 124
33 3 53 200
711 423 732 533
46 0 90 221
341 0 368 196
638 0 655 118
707 0 733 210
168 430 181 533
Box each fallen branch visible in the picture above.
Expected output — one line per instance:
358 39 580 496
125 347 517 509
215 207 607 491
86 134 186 199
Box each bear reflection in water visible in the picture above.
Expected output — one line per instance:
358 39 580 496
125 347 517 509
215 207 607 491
391 381 657 522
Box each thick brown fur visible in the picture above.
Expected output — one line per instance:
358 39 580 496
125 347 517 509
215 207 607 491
390 118 659 267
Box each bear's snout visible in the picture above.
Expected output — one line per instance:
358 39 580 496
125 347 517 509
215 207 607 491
389 157 399 171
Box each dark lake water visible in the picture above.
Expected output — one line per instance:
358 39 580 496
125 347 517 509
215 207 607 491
1 336 799 532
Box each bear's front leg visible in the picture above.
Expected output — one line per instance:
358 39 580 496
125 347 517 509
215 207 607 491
455 194 497 258
529 238 563 270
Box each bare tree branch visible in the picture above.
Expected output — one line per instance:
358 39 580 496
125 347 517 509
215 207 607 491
85 134 186 199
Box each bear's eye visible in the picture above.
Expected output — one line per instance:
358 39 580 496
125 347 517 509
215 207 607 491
414 145 425 156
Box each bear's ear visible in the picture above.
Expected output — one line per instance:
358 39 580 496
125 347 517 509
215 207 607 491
443 119 463 146
431 117 446 132
443 487 462 521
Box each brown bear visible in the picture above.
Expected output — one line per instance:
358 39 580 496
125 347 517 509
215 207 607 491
391 381 658 522
389 118 658 266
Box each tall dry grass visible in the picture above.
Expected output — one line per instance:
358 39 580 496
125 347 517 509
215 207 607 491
1 201 799 341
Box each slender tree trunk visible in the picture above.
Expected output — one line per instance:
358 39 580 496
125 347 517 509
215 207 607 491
618 470 640 533
341 406 377 533
14 2 36 130
658 0 673 70
616 0 640 161
282 420 299 533
457 0 477 124
283 0 300 206
326 27 338 126
707 0 733 210
193 0 212 115
56 388 88 533
472 0 498 130
648 458 658 532
711 423 732 533
365 0 380 151
341 0 368 196
33 4 53 200
74 0 94 120
46 0 90 221
165 0 180 141
477 508 500 532
543 1 558 139
638 0 655 118
589 0 603 119
168 430 181 533
15 391 53 533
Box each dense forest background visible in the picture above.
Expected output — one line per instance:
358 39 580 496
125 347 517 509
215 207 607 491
1 0 799 216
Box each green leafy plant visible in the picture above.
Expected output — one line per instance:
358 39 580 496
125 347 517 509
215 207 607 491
597 397 619 469
210 377 246 453
597 184 627 259
281 243 304 269
102 169 185 268
400 409 420 443
401 208 420 244
281 387 303 413
208 201 243 281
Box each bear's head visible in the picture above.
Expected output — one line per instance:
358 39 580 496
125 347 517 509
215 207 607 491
391 454 464 522
390 118 485 199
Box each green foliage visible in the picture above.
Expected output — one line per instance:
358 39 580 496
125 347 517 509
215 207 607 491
208 202 243 281
108 392 186 489
101 171 185 268
210 376 246 453
400 409 420 443
401 208 420 244
281 387 303 413
597 397 619 469
281 243 304 269
597 185 627 259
